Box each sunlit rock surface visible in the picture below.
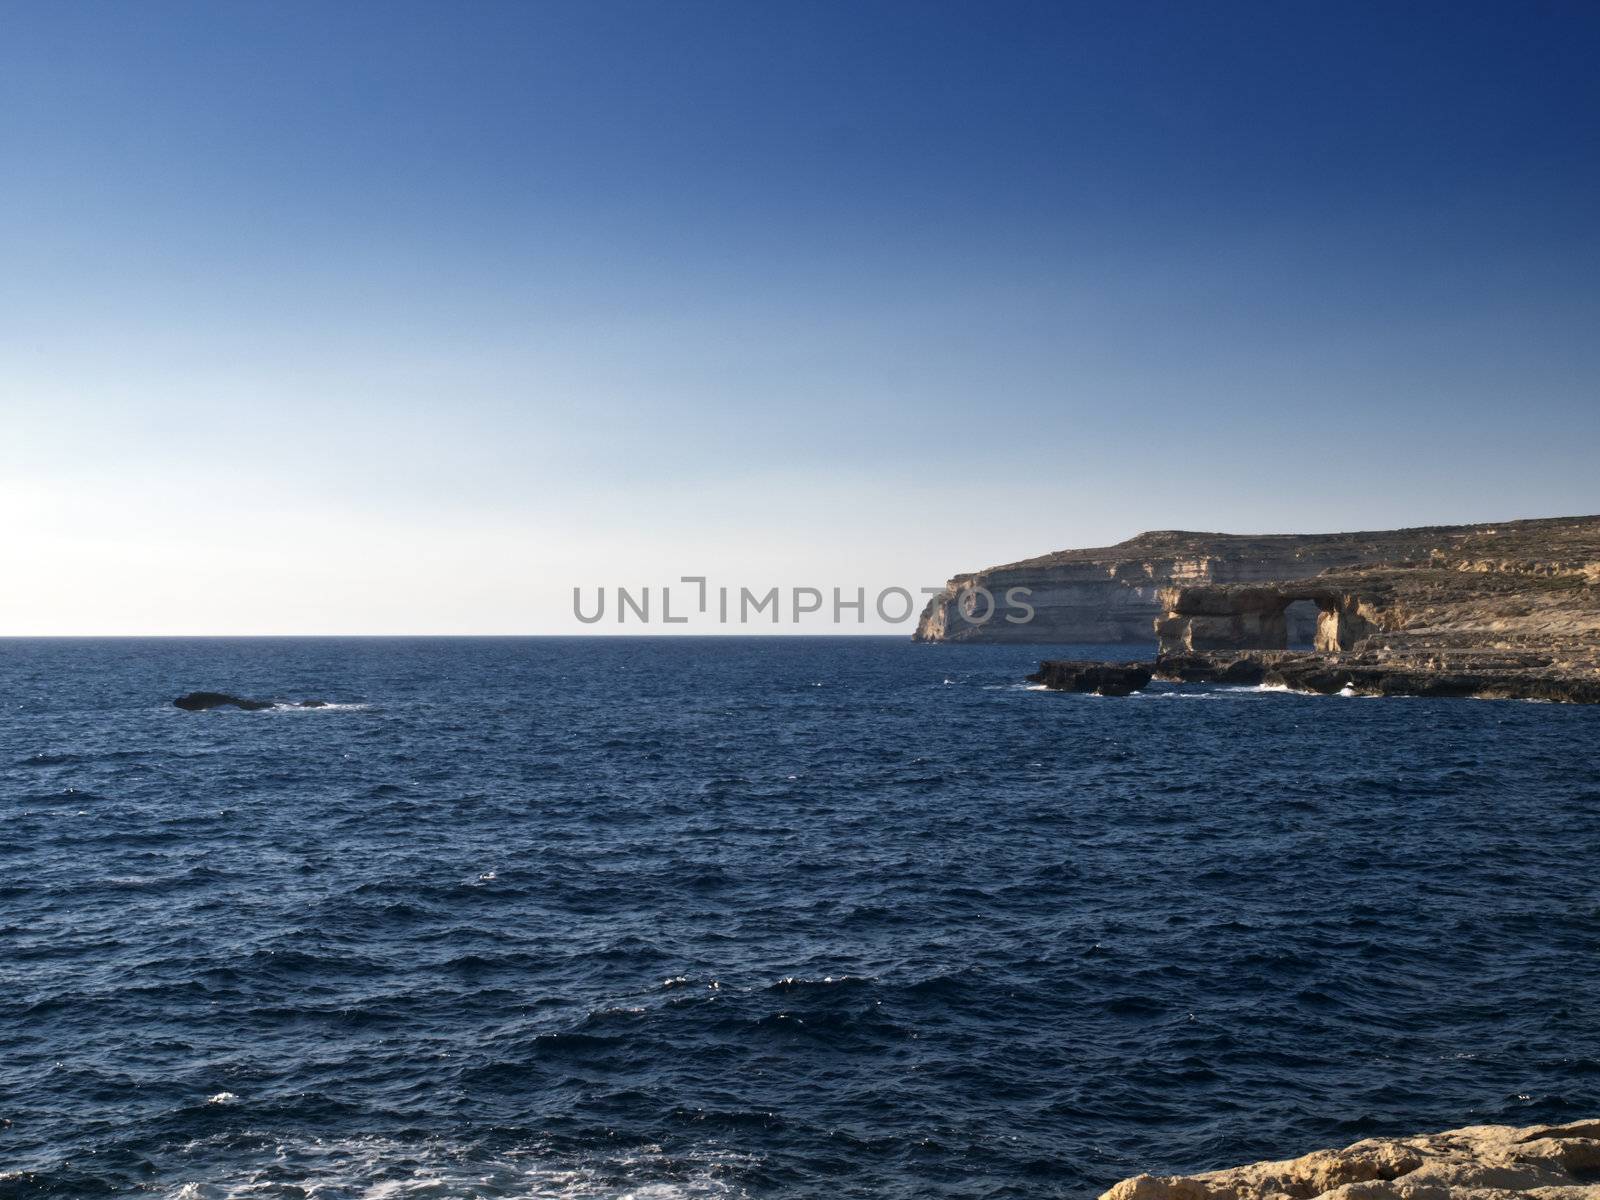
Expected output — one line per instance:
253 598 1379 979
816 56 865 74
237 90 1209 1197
1100 1120 1600 1200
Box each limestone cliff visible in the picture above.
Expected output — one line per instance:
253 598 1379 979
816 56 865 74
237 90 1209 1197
1151 517 1600 662
915 517 1600 646
1099 1119 1600 1200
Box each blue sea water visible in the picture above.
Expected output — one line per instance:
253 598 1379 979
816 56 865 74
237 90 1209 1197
2 636 1598 1199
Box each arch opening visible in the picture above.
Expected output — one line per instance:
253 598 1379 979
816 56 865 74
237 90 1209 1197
1283 599 1320 650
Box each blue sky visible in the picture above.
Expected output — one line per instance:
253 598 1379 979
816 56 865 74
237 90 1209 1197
3 1 1597 633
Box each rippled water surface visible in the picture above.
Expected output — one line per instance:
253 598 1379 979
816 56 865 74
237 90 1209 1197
2 636 1598 1198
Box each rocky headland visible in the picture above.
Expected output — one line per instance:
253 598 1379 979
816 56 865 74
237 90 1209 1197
915 527 1422 644
1099 1119 1600 1200
918 516 1600 646
924 515 1600 702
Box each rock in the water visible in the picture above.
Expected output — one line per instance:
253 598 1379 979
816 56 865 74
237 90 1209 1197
172 693 332 711
1099 1119 1600 1200
1027 660 1153 696
174 692 275 711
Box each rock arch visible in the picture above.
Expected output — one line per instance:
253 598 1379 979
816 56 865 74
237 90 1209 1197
1154 584 1377 654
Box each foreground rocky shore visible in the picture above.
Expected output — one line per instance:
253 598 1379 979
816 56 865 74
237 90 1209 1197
1100 1120 1600 1200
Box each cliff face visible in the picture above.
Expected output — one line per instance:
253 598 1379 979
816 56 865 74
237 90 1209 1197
1152 516 1600 659
915 517 1600 646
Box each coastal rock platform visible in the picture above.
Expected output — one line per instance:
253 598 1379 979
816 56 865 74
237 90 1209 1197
1028 650 1600 702
1100 1120 1600 1200
1154 651 1600 704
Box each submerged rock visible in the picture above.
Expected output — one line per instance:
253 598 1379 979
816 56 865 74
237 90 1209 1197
174 692 274 711
1099 1119 1600 1200
1026 661 1153 696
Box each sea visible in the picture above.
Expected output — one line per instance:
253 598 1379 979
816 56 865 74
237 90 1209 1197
2 636 1598 1199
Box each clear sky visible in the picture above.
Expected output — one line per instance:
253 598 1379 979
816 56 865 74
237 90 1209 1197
3 1 1597 634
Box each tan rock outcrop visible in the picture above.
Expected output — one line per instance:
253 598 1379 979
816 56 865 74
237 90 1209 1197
1100 1120 1600 1200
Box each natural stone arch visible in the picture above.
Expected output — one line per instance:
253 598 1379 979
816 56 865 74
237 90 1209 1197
1155 585 1377 654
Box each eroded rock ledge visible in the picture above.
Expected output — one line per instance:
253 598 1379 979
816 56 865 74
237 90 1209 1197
1100 1119 1600 1200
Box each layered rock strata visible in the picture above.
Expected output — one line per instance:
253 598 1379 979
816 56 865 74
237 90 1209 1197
916 529 1408 644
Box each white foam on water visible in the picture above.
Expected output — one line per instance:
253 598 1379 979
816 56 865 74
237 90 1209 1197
268 702 372 713
159 1134 754 1200
1198 683 1326 697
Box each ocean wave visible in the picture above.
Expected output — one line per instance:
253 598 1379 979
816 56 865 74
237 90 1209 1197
766 974 872 993
260 701 373 713
6 637 1598 1199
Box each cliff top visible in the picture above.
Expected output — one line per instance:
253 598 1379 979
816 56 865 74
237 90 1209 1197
985 514 1600 575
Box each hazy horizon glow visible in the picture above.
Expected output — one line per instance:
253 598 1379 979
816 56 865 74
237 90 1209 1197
4 2 1598 633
